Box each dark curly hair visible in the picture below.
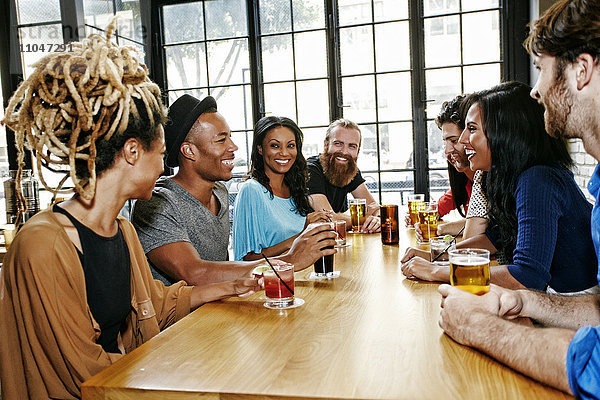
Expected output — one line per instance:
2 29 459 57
435 94 473 217
467 81 573 262
249 116 313 216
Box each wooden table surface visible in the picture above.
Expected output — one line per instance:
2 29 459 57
82 229 571 400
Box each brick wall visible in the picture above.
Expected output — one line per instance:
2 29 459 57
569 138 596 201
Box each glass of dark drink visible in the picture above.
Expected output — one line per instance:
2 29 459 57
380 204 399 245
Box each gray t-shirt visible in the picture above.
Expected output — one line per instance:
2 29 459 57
131 177 230 285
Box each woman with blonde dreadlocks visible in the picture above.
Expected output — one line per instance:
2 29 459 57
0 23 261 400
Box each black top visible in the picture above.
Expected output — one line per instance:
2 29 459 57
306 155 365 213
53 205 131 354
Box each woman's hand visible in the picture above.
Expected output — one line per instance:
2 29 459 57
413 222 424 243
401 246 430 263
305 210 332 226
401 256 448 282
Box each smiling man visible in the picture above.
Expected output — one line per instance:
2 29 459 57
132 95 336 286
307 119 381 233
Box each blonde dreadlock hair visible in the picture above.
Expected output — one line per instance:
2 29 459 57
2 19 166 223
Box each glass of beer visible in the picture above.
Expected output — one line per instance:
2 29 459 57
407 194 424 227
349 198 366 232
429 236 455 265
418 201 439 243
334 220 347 247
380 204 399 245
449 248 490 295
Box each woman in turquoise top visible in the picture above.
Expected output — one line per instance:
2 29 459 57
234 116 329 261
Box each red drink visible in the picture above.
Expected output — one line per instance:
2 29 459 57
264 263 295 307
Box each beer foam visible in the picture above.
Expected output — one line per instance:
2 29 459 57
450 256 489 266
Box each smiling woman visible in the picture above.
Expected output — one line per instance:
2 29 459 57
233 116 329 261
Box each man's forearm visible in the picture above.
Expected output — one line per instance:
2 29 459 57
459 312 574 394
520 290 600 329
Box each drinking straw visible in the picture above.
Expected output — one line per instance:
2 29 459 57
261 253 294 295
431 226 465 263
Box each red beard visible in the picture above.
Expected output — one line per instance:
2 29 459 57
320 151 358 187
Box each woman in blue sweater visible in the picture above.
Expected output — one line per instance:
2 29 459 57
402 81 598 294
233 116 329 261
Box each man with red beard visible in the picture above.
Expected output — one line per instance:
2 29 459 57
438 1 600 398
307 119 381 233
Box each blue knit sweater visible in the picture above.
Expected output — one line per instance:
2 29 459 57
486 165 597 293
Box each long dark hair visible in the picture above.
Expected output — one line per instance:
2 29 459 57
435 94 472 217
468 81 573 261
249 116 312 216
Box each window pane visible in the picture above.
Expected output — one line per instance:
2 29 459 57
296 79 329 127
424 67 461 119
165 44 208 89
338 0 373 25
259 0 291 34
261 35 293 82
374 0 409 22
380 171 414 206
423 0 459 17
231 131 251 175
340 26 374 75
210 85 252 131
167 88 209 105
424 16 461 68
463 63 501 93
357 124 378 171
293 0 325 30
19 25 64 79
162 2 205 44
377 73 412 121
207 39 249 86
430 169 450 200
264 82 296 119
428 120 446 168
462 0 499 12
375 21 410 72
294 31 327 79
115 0 143 43
380 122 413 170
462 11 500 64
205 0 248 40
302 127 327 158
342 76 376 123
16 0 61 24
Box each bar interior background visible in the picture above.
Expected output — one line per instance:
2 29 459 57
1 0 591 225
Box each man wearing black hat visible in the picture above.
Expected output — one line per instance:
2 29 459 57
132 95 335 286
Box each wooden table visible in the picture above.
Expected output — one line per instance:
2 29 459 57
82 230 571 399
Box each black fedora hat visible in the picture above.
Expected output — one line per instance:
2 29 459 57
165 94 217 167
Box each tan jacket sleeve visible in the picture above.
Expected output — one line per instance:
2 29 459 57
0 219 120 399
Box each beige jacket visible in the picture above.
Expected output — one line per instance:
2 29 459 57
0 209 192 399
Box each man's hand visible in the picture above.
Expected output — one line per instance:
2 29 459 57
232 277 263 297
284 224 337 271
413 222 424 242
401 256 444 281
438 284 502 346
361 215 380 233
404 213 413 227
